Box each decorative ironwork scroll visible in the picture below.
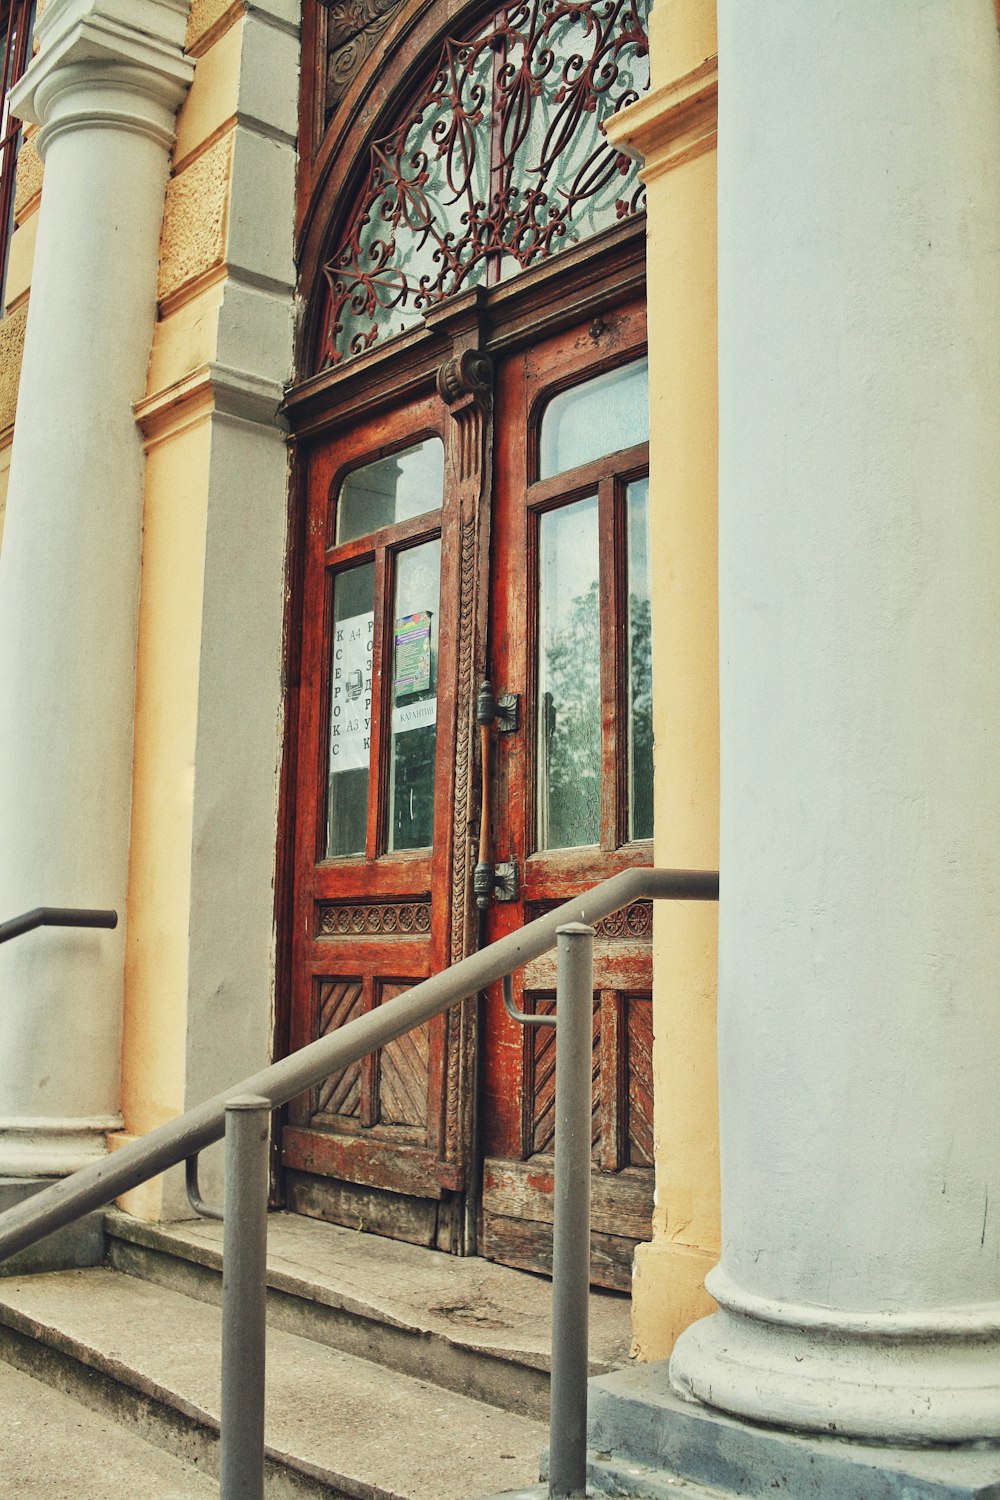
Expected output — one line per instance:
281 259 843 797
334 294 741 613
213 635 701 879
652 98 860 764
318 0 649 367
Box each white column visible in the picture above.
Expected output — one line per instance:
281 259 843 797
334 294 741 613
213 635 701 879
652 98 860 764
0 0 191 1175
671 0 1000 1442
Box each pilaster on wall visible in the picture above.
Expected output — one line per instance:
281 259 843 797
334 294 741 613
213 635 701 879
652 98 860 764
604 0 719 1362
117 0 299 1217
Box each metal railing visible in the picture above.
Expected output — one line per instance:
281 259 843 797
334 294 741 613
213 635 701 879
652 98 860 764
0 866 718 1500
0 907 118 945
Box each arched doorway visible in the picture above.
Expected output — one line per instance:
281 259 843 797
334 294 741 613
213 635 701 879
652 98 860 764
279 0 652 1289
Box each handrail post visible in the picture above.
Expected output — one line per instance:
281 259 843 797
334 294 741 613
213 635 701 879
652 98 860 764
220 1095 270 1500
548 922 594 1499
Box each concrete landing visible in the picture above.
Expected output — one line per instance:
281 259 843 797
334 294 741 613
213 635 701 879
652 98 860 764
0 1265 548 1499
105 1210 633 1418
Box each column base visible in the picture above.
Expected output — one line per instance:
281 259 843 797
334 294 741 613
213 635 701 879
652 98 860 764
0 1117 120 1177
670 1268 1000 1443
586 1363 1000 1500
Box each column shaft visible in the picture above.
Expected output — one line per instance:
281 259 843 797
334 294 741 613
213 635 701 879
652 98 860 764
0 0 191 1174
671 0 1000 1440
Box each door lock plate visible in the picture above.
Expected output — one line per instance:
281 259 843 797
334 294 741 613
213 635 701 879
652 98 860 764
495 693 519 734
493 860 518 902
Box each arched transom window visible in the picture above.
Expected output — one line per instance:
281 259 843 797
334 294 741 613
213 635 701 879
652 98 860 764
318 0 649 367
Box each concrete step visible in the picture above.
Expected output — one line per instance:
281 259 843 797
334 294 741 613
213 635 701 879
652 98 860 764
104 1210 633 1420
0 1357 216 1499
0 1265 548 1499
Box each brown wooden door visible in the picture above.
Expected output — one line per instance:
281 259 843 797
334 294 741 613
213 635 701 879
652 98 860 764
281 385 478 1252
280 293 652 1285
479 302 654 1291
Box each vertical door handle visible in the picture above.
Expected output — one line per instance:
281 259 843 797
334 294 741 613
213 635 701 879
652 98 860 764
474 680 521 909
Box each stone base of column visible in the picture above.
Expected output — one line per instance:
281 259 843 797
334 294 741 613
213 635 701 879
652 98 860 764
670 1268 1000 1445
0 1179 105 1275
585 1364 1000 1500
0 1117 120 1178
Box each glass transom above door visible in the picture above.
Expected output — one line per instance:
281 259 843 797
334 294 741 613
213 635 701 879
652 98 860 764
316 0 650 368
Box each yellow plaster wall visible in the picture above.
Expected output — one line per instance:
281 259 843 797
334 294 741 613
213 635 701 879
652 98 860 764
12 129 42 222
117 5 243 1212
3 210 37 314
118 414 213 1213
607 0 721 1362
173 15 241 166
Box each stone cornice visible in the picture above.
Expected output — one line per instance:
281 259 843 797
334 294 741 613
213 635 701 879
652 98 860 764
135 360 288 448
10 0 192 153
605 55 718 180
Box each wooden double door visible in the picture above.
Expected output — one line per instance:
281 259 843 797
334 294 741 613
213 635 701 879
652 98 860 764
282 296 654 1289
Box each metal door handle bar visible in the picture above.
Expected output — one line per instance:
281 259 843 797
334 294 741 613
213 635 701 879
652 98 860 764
0 865 717 1500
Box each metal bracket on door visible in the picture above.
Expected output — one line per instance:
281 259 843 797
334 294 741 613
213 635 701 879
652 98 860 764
477 679 519 734
473 856 519 909
492 860 518 902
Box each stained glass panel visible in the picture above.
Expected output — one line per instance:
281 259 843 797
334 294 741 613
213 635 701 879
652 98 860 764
320 0 649 367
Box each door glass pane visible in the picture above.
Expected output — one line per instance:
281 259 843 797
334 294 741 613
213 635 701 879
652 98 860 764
326 562 375 857
336 438 444 544
537 496 601 849
627 478 653 840
539 359 648 479
388 539 441 851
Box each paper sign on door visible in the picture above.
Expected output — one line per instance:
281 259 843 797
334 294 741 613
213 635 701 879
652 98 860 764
329 611 374 772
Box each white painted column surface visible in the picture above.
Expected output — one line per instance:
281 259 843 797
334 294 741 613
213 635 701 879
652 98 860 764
0 0 192 1175
671 0 1000 1442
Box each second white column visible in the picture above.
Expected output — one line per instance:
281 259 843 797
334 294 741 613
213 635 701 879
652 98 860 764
671 0 1000 1442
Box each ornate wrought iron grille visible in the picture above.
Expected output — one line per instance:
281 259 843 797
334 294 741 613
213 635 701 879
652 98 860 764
317 0 649 368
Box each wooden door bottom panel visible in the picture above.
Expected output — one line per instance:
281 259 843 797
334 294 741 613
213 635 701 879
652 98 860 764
481 1155 652 1293
480 1209 640 1293
282 1123 464 1197
287 1169 464 1253
482 1156 653 1240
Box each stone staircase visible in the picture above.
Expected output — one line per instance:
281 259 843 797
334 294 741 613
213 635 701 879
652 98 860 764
0 1209 634 1499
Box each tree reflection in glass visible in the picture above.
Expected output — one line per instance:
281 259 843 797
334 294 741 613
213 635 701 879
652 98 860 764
627 478 653 840
537 496 601 849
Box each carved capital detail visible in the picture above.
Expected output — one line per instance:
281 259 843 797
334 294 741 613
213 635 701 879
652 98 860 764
437 350 494 482
437 348 493 407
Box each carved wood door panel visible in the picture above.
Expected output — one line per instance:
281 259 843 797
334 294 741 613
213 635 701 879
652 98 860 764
479 300 654 1290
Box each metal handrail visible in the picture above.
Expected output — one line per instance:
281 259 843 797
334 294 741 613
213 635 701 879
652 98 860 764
0 866 718 1500
0 907 118 945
